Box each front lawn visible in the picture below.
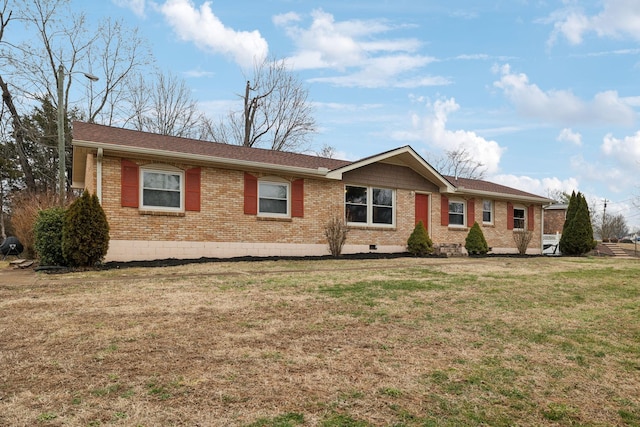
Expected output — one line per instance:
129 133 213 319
1 257 639 426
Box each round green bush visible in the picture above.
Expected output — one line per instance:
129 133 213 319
34 207 67 266
407 221 433 256
465 221 489 255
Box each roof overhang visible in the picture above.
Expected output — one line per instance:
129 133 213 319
72 140 335 188
453 186 553 204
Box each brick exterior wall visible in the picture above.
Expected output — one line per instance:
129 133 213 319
89 154 544 261
430 198 542 254
544 209 566 234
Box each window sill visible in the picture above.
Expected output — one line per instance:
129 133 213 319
482 223 495 228
348 224 396 231
139 210 185 217
448 226 468 231
257 216 293 222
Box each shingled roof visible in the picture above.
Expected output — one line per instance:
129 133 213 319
72 121 351 171
444 175 548 200
72 122 550 203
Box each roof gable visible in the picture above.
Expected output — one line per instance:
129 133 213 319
326 146 455 192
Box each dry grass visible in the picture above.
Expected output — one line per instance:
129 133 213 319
1 256 639 426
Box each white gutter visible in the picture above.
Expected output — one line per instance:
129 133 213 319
73 140 335 179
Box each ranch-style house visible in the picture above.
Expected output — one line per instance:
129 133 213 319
71 121 552 262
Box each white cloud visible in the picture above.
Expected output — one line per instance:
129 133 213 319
158 0 268 68
490 174 579 198
570 154 634 193
198 99 240 119
183 68 215 78
113 0 146 17
493 64 635 126
557 128 583 146
395 97 505 174
272 12 301 27
275 9 446 88
602 131 640 167
548 0 640 45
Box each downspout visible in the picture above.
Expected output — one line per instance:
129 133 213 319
540 204 544 254
97 148 103 204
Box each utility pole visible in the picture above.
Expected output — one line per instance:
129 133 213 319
56 65 99 206
602 199 608 241
57 64 65 206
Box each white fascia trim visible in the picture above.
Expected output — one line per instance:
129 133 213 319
73 140 335 179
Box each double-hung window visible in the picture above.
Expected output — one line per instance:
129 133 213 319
258 181 289 217
482 200 493 224
141 169 183 211
448 200 465 226
345 185 394 226
514 207 526 229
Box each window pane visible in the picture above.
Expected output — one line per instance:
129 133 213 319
345 186 367 204
449 202 464 214
514 208 525 229
346 204 367 223
449 213 464 225
373 206 393 224
259 198 287 214
258 182 288 215
483 211 492 222
260 183 287 199
143 189 180 208
144 172 180 190
373 188 392 206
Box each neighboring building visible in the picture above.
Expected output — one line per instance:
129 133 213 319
544 204 568 235
542 203 568 255
71 122 552 262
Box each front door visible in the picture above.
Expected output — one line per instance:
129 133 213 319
415 193 429 231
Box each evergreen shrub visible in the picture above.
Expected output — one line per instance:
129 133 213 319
407 221 433 256
465 221 489 255
559 191 596 256
34 207 67 266
62 191 110 267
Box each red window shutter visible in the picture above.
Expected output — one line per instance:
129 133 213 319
291 179 304 218
467 198 475 226
507 202 514 230
244 173 258 215
415 194 428 229
527 205 535 231
440 194 449 226
185 168 201 212
121 160 139 208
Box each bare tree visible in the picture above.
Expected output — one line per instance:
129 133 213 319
123 71 204 138
546 189 571 204
315 143 338 159
85 18 152 125
212 57 317 152
429 147 486 180
0 0 151 193
594 213 629 241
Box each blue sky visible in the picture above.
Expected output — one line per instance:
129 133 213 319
83 0 639 230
